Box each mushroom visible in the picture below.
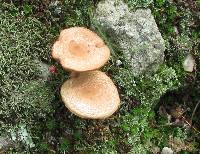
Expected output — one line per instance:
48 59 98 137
52 27 110 72
52 27 120 119
60 71 120 119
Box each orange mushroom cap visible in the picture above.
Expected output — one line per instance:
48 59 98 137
60 71 120 119
52 27 110 72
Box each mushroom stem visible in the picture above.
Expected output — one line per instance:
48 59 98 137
70 72 80 78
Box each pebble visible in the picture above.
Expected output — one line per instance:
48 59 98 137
183 54 195 72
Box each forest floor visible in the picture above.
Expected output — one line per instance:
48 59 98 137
0 0 200 153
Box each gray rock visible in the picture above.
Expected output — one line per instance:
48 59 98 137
94 0 165 75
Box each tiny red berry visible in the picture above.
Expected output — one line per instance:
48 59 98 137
48 65 58 74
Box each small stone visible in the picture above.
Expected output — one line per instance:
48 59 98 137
161 147 173 154
116 60 122 66
174 26 179 35
183 54 195 72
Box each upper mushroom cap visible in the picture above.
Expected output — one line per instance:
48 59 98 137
52 27 110 72
60 71 120 119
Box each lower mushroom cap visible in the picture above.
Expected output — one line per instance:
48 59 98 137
60 71 120 119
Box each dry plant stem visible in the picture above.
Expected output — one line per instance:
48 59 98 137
159 116 200 136
191 101 200 125
181 115 200 136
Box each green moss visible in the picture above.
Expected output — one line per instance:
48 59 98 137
39 142 49 151
197 0 200 7
115 65 179 104
0 4 55 149
111 64 180 152
59 138 70 152
124 0 153 9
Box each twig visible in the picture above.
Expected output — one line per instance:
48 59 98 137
181 116 200 136
191 101 200 125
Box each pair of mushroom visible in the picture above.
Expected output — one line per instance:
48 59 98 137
52 27 120 119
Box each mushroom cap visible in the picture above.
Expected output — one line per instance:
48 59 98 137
52 27 110 72
60 71 120 119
